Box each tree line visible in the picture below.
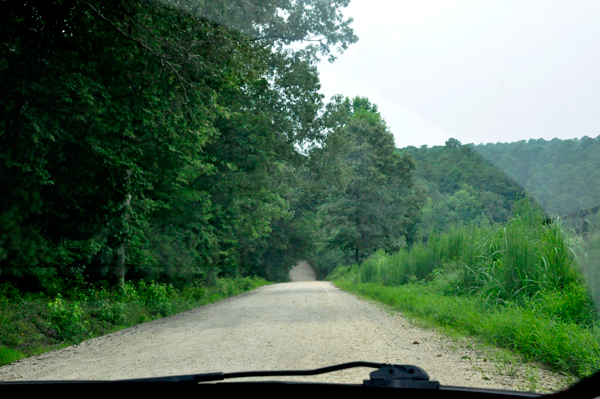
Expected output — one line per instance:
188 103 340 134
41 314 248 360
1 0 425 289
400 139 528 235
401 137 600 235
474 137 600 218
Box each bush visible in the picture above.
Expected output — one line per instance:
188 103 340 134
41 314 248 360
47 294 89 341
215 278 239 296
183 280 206 301
0 346 24 365
1 275 269 367
117 281 141 304
91 299 127 325
527 284 597 326
138 281 173 317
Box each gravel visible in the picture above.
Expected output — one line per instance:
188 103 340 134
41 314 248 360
289 261 317 282
0 281 569 392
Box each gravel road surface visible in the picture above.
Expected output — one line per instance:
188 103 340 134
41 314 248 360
289 261 316 282
0 281 568 391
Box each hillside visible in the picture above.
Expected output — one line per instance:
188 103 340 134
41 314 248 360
474 137 600 217
400 136 600 234
399 139 528 234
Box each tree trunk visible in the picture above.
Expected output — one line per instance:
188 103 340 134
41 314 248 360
116 193 131 286
116 167 132 286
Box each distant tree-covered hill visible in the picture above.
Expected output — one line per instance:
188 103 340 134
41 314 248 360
474 137 600 217
399 139 528 234
400 136 600 235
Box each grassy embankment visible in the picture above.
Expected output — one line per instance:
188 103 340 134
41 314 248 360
328 217 600 378
0 276 270 367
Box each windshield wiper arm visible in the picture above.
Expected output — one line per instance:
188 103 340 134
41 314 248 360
114 361 439 389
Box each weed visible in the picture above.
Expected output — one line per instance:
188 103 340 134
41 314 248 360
521 365 542 393
330 216 600 378
495 354 519 377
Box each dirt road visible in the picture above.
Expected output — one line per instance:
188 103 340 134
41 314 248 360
289 261 316 282
0 282 567 391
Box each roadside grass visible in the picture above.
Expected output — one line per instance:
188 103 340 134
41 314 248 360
327 216 600 380
0 276 270 367
333 280 600 379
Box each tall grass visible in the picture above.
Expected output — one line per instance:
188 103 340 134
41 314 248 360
329 216 600 376
342 217 583 305
335 280 600 377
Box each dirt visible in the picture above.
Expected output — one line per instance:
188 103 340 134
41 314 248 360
0 282 570 392
288 261 316 282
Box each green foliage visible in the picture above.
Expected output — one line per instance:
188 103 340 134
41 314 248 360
331 216 590 307
401 141 527 235
330 214 600 377
0 347 25 365
0 277 270 366
137 281 174 317
527 284 597 326
91 299 127 326
181 280 207 301
475 137 600 218
87 288 128 325
335 281 600 377
116 281 142 304
47 295 89 341
0 0 357 288
215 276 260 297
305 96 425 270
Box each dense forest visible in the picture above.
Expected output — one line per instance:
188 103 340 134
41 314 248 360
0 0 427 289
401 137 600 235
4 2 600 374
2 0 599 292
475 137 600 218
400 140 528 235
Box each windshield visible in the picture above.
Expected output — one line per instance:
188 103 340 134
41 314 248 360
1 0 599 393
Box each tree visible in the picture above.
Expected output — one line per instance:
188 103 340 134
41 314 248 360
400 140 528 235
0 0 357 288
445 138 462 148
309 97 425 266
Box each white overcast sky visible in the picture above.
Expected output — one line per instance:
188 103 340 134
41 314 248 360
317 0 600 148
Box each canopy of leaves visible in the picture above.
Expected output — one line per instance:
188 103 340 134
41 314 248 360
399 141 530 234
0 0 356 288
305 97 425 272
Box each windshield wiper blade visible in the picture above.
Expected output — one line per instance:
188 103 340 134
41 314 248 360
112 361 439 388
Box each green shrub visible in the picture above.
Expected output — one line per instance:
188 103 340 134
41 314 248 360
235 276 257 291
183 280 206 301
215 278 239 296
47 294 89 341
0 346 25 365
326 265 352 281
117 281 141 304
138 281 173 317
1 276 269 368
91 299 127 325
